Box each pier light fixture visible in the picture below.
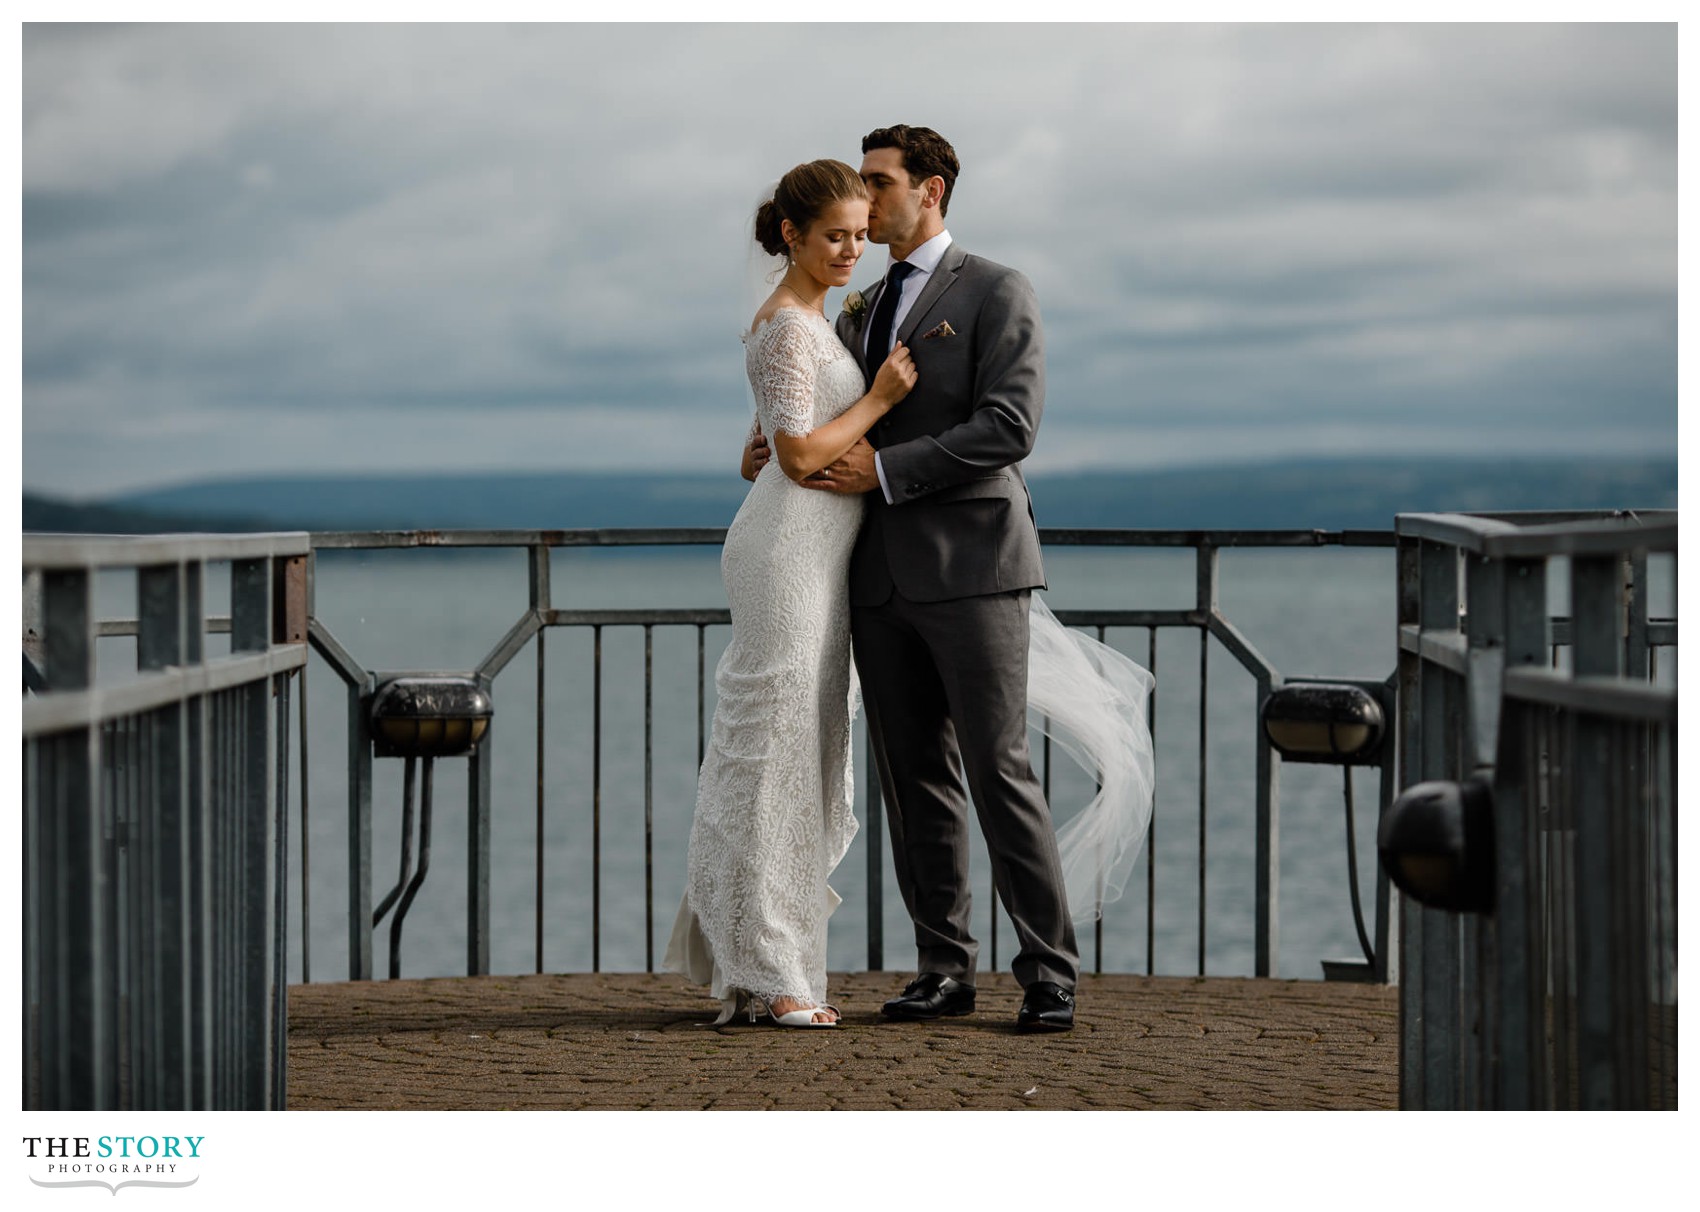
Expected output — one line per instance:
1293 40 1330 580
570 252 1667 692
370 676 492 757
1377 777 1495 914
367 675 493 978
1261 681 1386 764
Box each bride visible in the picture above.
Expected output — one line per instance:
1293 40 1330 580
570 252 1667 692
664 160 916 1027
665 158 1156 1029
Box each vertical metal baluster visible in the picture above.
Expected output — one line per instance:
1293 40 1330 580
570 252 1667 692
1146 624 1158 976
466 677 492 978
299 554 314 987
227 687 241 1107
1659 710 1676 1107
1571 553 1622 1107
1197 623 1209 976
299 661 310 985
592 624 603 972
23 733 39 1107
1557 710 1577 1108
864 727 884 973
644 624 655 972
140 710 159 1110
1094 624 1107 974
696 624 707 769
1525 701 1550 1109
211 692 226 1108
220 688 231 1108
184 559 210 1109
110 715 128 1109
232 550 274 1103
272 672 290 1109
43 566 105 1108
532 544 550 976
1619 717 1649 1106
201 696 214 1110
129 714 143 1108
536 625 546 975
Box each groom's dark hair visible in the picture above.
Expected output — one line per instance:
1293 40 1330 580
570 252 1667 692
862 125 959 217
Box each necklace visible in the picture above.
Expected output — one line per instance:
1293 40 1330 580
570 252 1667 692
780 277 825 314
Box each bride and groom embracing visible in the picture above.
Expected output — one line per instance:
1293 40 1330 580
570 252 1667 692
664 125 1155 1033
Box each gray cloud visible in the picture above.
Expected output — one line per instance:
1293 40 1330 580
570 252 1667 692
22 22 1676 496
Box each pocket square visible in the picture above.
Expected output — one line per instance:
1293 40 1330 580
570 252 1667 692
921 321 956 340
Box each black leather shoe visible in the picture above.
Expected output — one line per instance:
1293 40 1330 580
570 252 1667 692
1017 981 1075 1032
881 973 976 1020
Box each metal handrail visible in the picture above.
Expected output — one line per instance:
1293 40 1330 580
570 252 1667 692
1391 509 1677 1109
22 532 308 1110
298 527 1401 985
1393 509 1675 555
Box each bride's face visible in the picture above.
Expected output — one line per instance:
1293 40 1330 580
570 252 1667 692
789 198 870 289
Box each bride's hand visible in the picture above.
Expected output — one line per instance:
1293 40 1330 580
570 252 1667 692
872 341 917 407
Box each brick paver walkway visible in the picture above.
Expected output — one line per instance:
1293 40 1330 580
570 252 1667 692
287 971 1398 1110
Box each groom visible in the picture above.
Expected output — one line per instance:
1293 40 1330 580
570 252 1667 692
757 125 1076 1032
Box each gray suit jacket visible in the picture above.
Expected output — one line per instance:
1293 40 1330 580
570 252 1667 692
835 242 1047 605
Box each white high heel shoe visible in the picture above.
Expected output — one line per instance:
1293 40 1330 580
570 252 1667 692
767 1000 840 1028
711 991 839 1027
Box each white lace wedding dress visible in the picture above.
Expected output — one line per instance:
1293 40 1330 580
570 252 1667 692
663 306 864 1019
664 305 1159 1023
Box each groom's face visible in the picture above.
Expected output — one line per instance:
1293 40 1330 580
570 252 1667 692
860 148 926 247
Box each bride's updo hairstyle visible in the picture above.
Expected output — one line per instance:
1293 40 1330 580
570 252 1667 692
754 159 868 258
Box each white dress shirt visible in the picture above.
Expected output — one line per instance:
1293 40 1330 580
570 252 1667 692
870 230 952 503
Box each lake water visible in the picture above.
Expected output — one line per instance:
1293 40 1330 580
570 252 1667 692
135 539 1661 986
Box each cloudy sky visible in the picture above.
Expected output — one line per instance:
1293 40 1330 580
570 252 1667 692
20 21 1677 499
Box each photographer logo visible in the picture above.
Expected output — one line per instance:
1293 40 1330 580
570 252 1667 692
22 1135 202 1195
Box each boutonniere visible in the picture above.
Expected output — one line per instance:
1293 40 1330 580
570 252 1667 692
921 321 956 340
841 290 869 330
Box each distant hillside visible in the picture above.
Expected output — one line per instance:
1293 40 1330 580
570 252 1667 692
23 456 1677 535
20 495 275 535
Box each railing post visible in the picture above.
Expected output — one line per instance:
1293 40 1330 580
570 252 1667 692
137 562 191 1107
1413 538 1463 1109
531 544 549 975
347 678 374 981
184 558 212 1108
1491 554 1549 1108
230 557 276 1105
467 675 493 976
864 730 884 971
1253 669 1279 979
1372 676 1399 985
39 567 108 1108
1570 552 1627 1108
1459 553 1509 1108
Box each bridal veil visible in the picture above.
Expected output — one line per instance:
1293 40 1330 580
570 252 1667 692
1025 595 1157 923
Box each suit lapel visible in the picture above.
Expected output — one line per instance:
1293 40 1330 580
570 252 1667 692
897 242 966 345
840 278 885 379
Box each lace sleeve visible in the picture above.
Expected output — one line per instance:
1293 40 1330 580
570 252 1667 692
749 310 818 438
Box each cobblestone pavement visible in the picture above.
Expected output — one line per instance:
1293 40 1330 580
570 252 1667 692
287 971 1399 1110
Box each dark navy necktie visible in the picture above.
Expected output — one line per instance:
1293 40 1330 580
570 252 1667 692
866 261 916 373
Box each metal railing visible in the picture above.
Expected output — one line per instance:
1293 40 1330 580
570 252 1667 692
22 533 308 1110
298 526 1398 985
1391 510 1677 1109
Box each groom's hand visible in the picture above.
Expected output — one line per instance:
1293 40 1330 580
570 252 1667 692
800 438 879 494
742 429 770 482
